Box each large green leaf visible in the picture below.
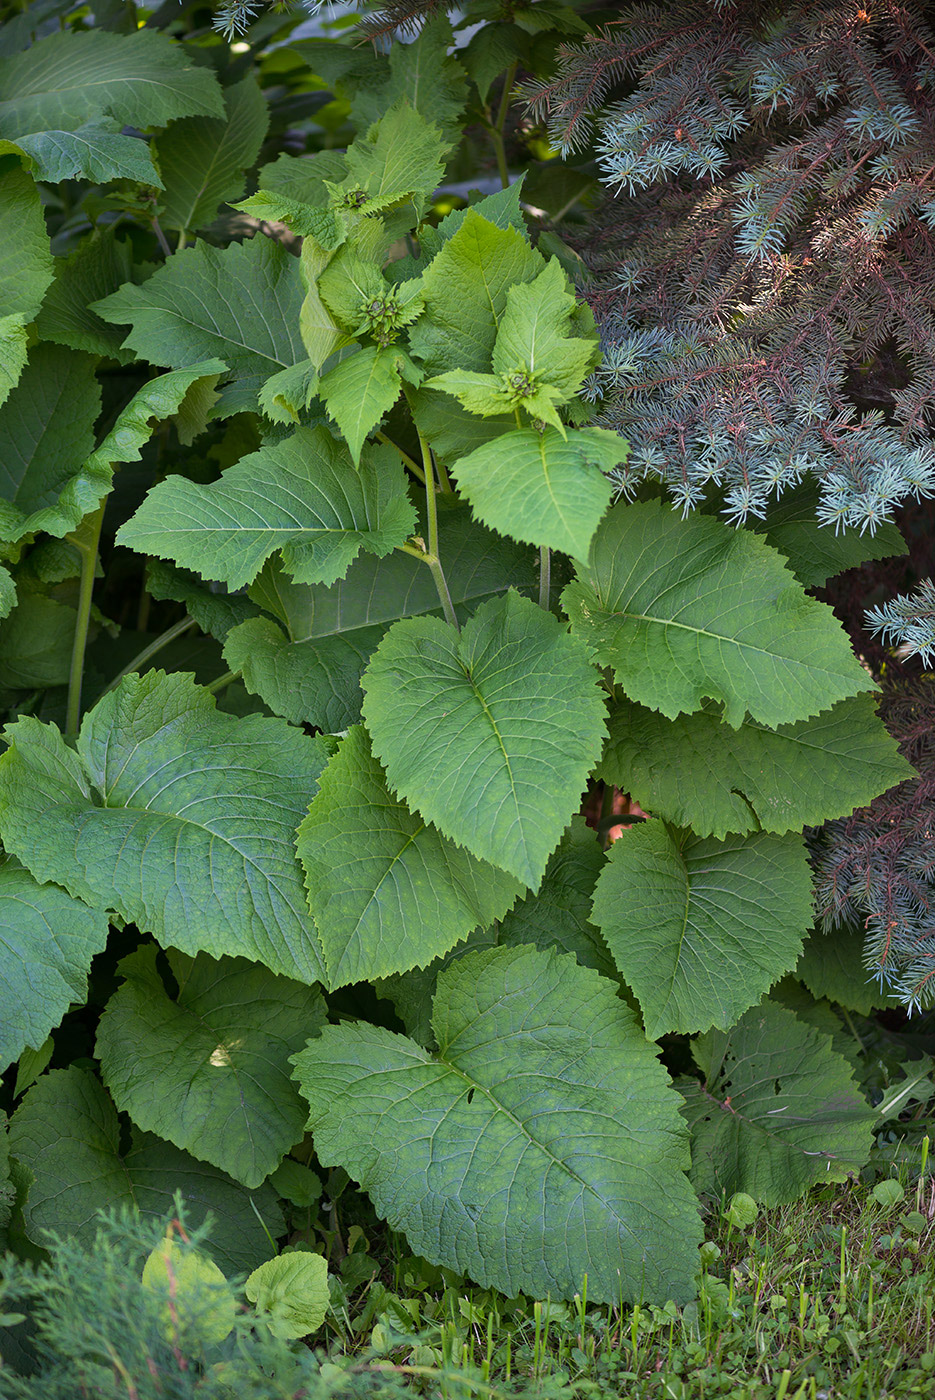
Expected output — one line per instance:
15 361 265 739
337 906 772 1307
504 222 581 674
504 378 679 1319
297 726 522 990
146 559 261 643
118 429 416 591
0 861 109 1073
377 811 614 1041
0 358 226 543
351 15 467 146
452 426 623 559
497 815 615 976
4 123 161 185
752 482 907 588
681 1000 875 1204
563 500 873 728
600 694 912 838
0 344 100 544
292 944 702 1304
0 312 28 410
0 593 75 687
97 946 325 1188
795 923 902 1014
0 562 14 620
408 210 544 375
591 822 813 1038
362 591 607 886
318 344 408 465
224 506 536 731
156 77 269 236
0 163 53 322
0 671 330 985
8 1067 280 1272
492 258 598 399
93 235 305 412
0 29 224 138
376 925 501 1049
35 228 140 362
340 100 447 222
256 148 348 207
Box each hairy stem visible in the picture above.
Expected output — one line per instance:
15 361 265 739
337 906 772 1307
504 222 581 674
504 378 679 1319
418 427 459 630
65 502 106 741
538 546 551 610
490 63 518 191
151 215 172 258
376 430 426 484
100 616 198 698
206 669 241 695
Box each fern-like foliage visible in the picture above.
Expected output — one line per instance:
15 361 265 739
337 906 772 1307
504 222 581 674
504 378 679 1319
811 680 935 1008
524 1 935 530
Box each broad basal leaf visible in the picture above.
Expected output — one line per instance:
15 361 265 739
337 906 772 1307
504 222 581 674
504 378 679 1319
0 593 75 688
118 429 416 591
681 1000 875 1204
376 924 500 1049
5 123 160 186
36 228 140 362
408 209 544 375
97 946 325 1188
0 313 27 410
362 590 607 886
591 822 813 1038
297 726 521 989
8 1067 281 1272
93 236 305 412
245 1253 330 1340
292 944 703 1304
224 506 536 732
601 694 912 838
0 344 100 544
0 562 14 620
752 481 906 588
796 923 902 1014
0 358 226 543
563 499 874 728
146 559 261 643
497 815 615 976
0 28 224 138
0 670 330 985
142 1237 235 1346
156 77 269 236
0 163 53 321
452 426 623 559
0 860 109 1073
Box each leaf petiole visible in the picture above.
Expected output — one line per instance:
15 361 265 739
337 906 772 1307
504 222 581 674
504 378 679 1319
65 501 106 741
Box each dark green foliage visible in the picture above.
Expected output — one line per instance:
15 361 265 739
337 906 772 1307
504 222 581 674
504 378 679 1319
0 0 930 1334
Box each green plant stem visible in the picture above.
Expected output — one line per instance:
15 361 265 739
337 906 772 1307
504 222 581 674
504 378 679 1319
539 546 551 610
434 455 453 493
490 63 518 190
418 427 459 630
65 502 106 741
376 431 426 484
100 616 198 698
206 669 240 695
151 215 172 258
